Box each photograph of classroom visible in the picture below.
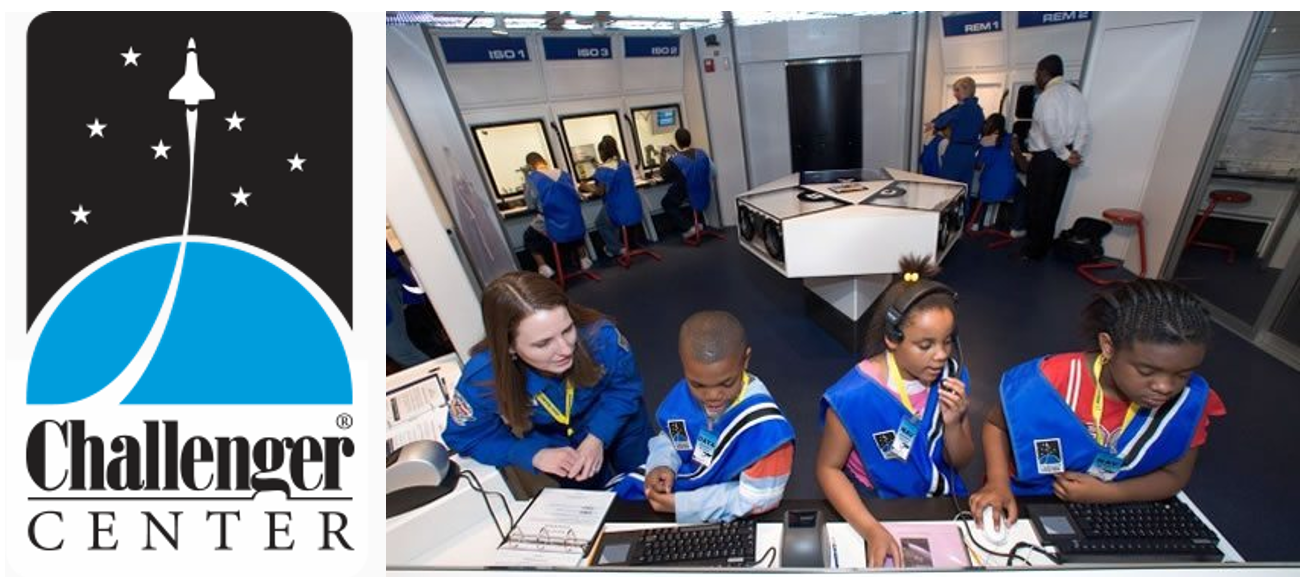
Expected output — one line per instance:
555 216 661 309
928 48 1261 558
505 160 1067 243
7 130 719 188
383 11 1299 575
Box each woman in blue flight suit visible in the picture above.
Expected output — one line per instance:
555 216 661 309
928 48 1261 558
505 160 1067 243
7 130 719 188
581 136 644 258
444 271 652 488
927 77 984 191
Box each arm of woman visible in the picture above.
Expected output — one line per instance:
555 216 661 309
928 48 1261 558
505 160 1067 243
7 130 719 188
816 408 902 568
443 384 557 473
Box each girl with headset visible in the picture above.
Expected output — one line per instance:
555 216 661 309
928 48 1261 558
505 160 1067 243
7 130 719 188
816 255 975 568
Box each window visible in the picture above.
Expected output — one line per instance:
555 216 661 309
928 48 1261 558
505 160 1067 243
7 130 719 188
1012 83 1037 152
470 120 555 210
559 112 625 182
630 104 683 173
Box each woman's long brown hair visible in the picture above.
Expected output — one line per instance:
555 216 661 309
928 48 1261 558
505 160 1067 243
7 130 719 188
471 272 608 438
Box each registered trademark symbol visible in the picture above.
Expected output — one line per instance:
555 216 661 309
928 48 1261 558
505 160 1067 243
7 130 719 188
336 413 353 429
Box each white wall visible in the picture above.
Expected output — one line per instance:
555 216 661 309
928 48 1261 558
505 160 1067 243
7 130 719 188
694 25 750 226
387 87 484 362
733 13 917 188
1063 12 1256 276
386 26 521 287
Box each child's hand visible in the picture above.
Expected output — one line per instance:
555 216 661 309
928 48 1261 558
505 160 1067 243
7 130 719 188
644 466 675 494
938 377 969 425
863 521 902 569
646 488 676 513
1054 472 1115 503
969 482 1019 528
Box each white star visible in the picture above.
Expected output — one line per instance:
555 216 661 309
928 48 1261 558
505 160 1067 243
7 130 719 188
121 46 141 67
225 111 245 131
231 187 252 207
87 118 107 138
71 205 91 224
288 153 306 172
151 139 171 159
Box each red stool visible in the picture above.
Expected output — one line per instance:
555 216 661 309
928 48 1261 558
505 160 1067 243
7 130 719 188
683 209 727 246
550 239 600 289
1185 190 1252 264
617 225 661 269
1078 208 1147 286
965 201 1014 249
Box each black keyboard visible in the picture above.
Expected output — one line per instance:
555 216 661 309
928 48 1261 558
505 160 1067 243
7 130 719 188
629 519 756 567
1057 498 1223 562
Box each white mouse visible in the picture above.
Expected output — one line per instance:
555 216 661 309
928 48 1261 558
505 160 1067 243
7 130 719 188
980 505 1009 545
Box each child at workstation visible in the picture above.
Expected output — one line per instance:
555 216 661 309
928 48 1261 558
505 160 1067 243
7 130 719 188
522 152 592 279
973 113 1025 233
610 311 796 523
816 256 975 568
969 279 1225 529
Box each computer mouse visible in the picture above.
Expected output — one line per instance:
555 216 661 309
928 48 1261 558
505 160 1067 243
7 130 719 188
386 439 450 494
981 505 1009 545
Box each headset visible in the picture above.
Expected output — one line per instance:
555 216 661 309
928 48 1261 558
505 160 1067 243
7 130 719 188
883 279 964 376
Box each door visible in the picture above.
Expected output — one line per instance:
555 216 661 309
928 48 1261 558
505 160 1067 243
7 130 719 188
786 57 862 172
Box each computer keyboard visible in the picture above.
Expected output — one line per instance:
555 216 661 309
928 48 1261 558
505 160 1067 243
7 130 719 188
1057 498 1223 562
627 519 757 567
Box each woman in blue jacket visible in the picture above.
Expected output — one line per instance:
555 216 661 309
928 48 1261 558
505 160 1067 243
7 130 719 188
927 77 984 190
444 271 652 487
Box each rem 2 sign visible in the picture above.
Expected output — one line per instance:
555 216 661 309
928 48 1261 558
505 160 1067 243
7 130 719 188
943 12 1002 37
1018 12 1094 28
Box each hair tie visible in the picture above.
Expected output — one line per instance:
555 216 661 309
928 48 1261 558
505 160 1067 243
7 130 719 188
903 272 920 283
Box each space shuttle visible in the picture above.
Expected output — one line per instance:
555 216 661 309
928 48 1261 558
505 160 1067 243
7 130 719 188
169 38 215 106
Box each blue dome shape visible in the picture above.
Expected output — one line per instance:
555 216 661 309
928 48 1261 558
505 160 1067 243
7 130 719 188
29 241 352 404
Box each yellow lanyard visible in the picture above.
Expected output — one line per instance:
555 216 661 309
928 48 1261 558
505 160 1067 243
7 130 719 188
732 372 750 409
1091 354 1139 448
885 353 917 414
535 380 575 436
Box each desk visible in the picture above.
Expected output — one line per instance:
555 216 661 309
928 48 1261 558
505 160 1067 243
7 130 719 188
388 489 1243 570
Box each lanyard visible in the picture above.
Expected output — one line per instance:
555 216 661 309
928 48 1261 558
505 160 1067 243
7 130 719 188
885 352 916 414
535 380 575 436
1091 354 1138 448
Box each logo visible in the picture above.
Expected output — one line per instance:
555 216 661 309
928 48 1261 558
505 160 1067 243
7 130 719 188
12 13 365 576
1034 438 1066 475
667 419 691 451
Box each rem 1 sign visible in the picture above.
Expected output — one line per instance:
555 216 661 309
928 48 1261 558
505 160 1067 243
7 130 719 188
440 37 530 64
624 36 680 58
543 37 612 60
942 12 1002 37
1018 12 1094 28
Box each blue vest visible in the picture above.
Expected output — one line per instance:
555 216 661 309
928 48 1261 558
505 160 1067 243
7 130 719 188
977 133 1018 203
1000 357 1211 496
529 170 585 242
819 362 970 498
919 135 944 178
611 376 795 500
670 149 713 212
593 161 644 227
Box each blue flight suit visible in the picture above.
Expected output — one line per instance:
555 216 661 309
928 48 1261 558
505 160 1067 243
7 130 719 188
931 97 984 190
444 320 653 487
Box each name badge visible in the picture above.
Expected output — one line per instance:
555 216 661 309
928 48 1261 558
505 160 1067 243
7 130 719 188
890 416 919 461
873 430 898 460
692 429 719 466
1087 452 1123 482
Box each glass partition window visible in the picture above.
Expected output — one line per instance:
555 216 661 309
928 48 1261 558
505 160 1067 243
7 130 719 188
559 112 624 182
632 104 682 170
472 120 554 201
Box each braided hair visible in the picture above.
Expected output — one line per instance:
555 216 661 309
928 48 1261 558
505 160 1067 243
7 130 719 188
1082 279 1211 350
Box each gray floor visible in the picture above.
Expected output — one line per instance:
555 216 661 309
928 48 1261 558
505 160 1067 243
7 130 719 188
564 227 1299 562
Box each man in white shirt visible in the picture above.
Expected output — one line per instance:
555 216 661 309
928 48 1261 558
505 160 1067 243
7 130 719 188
1021 54 1090 260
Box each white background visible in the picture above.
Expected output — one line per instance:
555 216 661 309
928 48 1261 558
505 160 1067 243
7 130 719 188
3 9 385 577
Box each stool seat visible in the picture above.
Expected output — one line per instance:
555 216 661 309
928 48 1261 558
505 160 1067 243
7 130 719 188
1209 190 1252 204
1103 208 1144 225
